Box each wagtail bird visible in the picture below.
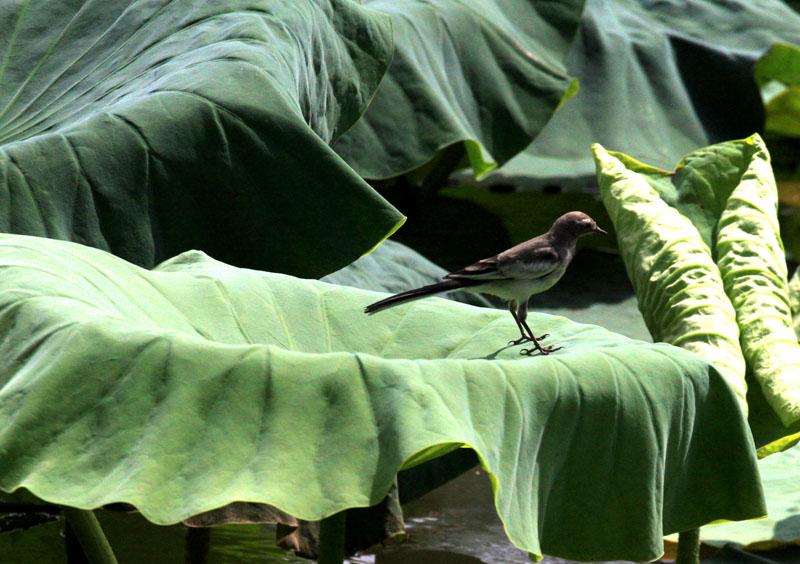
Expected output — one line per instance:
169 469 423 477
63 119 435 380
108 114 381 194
364 211 606 355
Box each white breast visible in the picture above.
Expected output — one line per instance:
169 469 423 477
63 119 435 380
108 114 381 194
466 260 570 302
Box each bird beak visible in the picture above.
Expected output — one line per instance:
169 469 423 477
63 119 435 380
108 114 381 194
594 225 608 235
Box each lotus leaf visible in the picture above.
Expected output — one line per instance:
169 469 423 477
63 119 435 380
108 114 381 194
0 0 402 277
595 135 800 454
755 42 800 138
665 440 800 549
0 234 766 562
593 144 747 409
484 0 800 188
334 0 583 179
791 266 800 338
715 143 800 428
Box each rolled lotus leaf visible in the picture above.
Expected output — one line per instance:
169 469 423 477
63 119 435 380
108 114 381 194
593 144 747 410
637 134 800 429
791 267 800 338
714 136 800 427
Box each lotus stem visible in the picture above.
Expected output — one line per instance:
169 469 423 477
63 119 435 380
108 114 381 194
676 528 700 564
317 510 347 564
184 526 211 564
61 507 118 564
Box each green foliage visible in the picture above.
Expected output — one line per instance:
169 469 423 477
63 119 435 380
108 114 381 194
334 0 583 179
594 135 800 455
0 0 403 277
0 234 766 562
594 145 747 407
485 0 800 187
756 42 800 138
0 1 785 561
669 443 800 548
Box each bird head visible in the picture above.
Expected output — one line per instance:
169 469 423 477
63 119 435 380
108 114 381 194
551 211 607 238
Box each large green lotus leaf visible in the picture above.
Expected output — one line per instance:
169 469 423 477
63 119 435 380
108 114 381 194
0 235 765 562
333 0 583 179
595 139 800 454
481 0 800 189
0 0 402 277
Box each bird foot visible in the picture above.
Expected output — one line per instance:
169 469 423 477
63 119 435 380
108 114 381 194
520 344 563 356
508 334 549 347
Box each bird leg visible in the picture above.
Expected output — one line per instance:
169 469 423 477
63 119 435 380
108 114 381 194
507 300 555 353
507 301 531 346
516 301 562 356
516 300 549 341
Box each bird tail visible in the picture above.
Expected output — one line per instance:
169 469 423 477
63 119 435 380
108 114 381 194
364 279 474 314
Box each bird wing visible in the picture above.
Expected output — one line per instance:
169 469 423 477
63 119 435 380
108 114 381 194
445 255 503 280
446 241 560 281
495 244 560 279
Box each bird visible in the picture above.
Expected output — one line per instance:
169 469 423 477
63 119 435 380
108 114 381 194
364 211 607 355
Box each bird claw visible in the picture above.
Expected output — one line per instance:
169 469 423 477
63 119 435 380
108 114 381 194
520 344 563 356
508 334 549 347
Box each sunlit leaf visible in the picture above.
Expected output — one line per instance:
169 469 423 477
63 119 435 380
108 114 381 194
0 234 765 562
790 266 800 339
715 141 800 428
595 136 800 454
756 42 800 138
642 136 800 429
593 144 747 408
